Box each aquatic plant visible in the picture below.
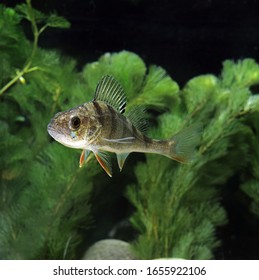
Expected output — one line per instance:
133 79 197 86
128 60 259 259
0 1 259 259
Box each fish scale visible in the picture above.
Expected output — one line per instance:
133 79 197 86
47 75 202 177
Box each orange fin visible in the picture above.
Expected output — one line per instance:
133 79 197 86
79 150 85 168
79 149 90 168
94 151 112 177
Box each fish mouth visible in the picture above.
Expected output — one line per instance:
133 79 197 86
47 123 55 137
47 122 63 140
47 121 87 149
47 125 69 146
47 122 78 147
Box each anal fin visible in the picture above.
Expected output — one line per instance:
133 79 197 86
94 151 113 177
116 153 129 171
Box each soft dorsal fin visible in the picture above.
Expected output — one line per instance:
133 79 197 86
125 105 149 134
93 75 127 114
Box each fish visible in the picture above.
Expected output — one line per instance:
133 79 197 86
47 75 202 177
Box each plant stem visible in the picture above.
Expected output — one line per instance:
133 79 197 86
0 0 43 96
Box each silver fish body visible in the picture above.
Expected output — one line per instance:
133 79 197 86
48 75 201 177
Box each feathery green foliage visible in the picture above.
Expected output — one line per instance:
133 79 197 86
1 1 259 260
0 2 93 259
127 59 259 259
0 1 181 259
82 52 179 111
240 111 259 218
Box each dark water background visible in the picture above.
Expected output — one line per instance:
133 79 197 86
3 0 259 259
9 0 259 86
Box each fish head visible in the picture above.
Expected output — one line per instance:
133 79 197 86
47 105 92 149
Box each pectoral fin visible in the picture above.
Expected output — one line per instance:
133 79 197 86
94 151 113 177
116 153 129 171
79 149 91 168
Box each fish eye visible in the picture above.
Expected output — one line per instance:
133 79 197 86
69 116 81 130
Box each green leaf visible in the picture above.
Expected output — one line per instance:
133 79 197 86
47 14 70 29
2 7 21 24
132 65 179 110
83 51 179 111
182 74 218 114
83 51 147 96
245 95 259 112
221 59 259 88
15 4 46 23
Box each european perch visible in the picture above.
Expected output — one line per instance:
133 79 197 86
47 75 202 177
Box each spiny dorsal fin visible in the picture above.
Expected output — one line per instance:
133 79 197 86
125 105 149 134
93 75 126 114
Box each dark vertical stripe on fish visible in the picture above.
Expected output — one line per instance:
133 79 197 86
107 104 117 139
131 121 152 147
114 113 123 140
131 123 138 138
131 122 145 145
93 101 104 126
143 134 153 147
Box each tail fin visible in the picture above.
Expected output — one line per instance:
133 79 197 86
169 122 203 163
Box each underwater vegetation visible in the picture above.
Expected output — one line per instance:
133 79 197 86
1 1 259 259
